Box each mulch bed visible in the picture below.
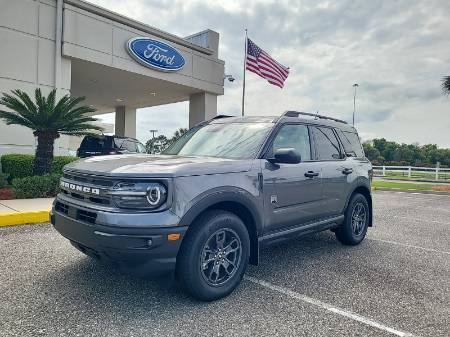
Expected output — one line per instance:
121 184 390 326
0 188 13 200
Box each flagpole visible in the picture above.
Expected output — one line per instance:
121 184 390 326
241 29 248 117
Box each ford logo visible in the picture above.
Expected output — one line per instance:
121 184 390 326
126 37 185 72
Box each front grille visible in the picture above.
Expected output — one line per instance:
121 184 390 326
55 201 69 215
77 210 97 224
60 173 113 206
61 189 111 205
55 201 97 224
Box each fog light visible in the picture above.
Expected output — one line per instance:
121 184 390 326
147 239 153 246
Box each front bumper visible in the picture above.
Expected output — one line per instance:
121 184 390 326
51 199 187 276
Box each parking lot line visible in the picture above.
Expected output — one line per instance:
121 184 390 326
245 276 417 337
375 216 449 226
368 238 450 255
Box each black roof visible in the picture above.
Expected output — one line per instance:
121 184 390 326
84 134 141 142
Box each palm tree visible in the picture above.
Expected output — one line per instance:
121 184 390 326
442 76 450 96
171 128 188 142
0 88 103 175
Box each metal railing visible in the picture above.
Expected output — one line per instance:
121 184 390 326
373 165 450 181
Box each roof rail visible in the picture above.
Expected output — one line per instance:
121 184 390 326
211 114 233 120
282 111 348 124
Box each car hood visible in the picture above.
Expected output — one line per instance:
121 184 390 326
63 154 255 178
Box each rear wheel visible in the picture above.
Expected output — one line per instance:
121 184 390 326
176 210 249 301
335 193 369 245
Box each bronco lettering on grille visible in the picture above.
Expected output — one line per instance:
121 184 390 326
60 181 100 195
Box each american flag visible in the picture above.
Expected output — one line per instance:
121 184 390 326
246 38 289 88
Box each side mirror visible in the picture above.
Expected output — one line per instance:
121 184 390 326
268 148 301 164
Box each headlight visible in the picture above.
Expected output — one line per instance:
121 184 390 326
109 181 167 209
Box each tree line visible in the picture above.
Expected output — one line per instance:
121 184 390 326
145 128 188 154
363 139 450 167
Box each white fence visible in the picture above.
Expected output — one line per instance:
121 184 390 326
373 165 450 181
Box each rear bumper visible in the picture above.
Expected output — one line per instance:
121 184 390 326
51 209 187 276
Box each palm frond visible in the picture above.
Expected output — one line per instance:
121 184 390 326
0 88 100 135
11 90 37 115
442 76 450 96
0 92 39 126
0 110 35 128
60 122 104 133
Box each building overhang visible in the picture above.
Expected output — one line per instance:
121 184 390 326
63 0 225 114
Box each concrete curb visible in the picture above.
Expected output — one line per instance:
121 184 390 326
0 210 50 227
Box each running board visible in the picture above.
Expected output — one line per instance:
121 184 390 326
259 215 344 245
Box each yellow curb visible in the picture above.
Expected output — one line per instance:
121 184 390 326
0 210 50 227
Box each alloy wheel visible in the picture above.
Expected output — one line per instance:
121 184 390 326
351 202 367 236
200 228 242 286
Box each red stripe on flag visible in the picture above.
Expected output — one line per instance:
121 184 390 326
257 63 287 81
260 51 289 75
259 54 289 78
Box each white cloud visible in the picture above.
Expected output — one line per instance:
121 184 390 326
91 0 450 147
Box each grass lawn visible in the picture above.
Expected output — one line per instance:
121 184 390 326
372 180 450 192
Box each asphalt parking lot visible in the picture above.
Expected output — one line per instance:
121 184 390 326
1 191 449 337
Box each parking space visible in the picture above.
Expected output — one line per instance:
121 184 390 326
1 191 449 337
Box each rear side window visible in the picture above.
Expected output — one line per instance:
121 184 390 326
136 143 147 153
114 138 137 152
123 140 137 152
336 129 364 158
311 126 342 160
114 138 125 149
271 124 311 161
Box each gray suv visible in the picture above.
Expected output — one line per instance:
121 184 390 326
51 111 373 301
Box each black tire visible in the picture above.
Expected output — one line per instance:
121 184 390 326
176 210 250 301
335 193 369 246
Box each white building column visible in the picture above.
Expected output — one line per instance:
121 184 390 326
189 92 218 128
115 106 137 138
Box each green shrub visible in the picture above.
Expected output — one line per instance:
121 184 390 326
0 173 9 188
1 154 34 180
12 174 61 199
1 154 77 179
50 156 78 174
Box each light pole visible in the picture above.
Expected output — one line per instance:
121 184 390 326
352 83 359 126
149 129 158 139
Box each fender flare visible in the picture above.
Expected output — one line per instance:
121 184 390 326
178 187 263 265
344 181 373 227
178 187 263 233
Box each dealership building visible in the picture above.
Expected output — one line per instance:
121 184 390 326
0 0 225 155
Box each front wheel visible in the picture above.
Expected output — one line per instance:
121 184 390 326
176 210 250 301
335 193 369 245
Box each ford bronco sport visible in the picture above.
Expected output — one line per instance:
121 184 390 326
51 111 373 301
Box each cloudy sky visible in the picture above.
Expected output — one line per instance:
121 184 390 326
91 0 450 147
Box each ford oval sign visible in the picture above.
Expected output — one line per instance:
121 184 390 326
126 37 185 72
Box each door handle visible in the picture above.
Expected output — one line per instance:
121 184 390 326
342 168 353 175
304 171 319 178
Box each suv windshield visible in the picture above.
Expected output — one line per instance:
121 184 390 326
163 122 273 159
